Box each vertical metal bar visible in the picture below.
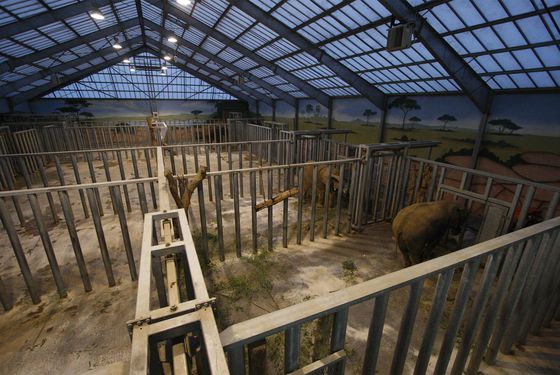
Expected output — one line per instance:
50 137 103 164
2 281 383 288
414 269 455 375
390 280 424 375
227 345 246 374
70 154 89 218
132 151 148 215
214 175 225 261
233 173 242 257
267 169 273 251
144 148 158 210
322 164 332 239
34 155 58 223
283 167 289 248
334 164 345 236
86 188 116 287
0 158 24 225
529 232 560 334
85 152 104 216
515 186 536 230
310 165 318 242
28 193 67 297
117 150 132 212
197 178 209 263
250 170 258 253
434 259 481 374
330 307 349 375
110 186 137 281
362 293 389 375
506 231 557 346
285 325 301 373
451 252 504 375
205 145 213 202
466 243 526 373
0 198 41 303
58 190 92 292
297 167 304 244
486 235 543 362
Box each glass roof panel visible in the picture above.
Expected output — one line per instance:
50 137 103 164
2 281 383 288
44 52 237 100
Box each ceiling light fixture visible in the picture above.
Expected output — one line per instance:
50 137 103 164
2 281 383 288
130 66 136 72
161 63 168 70
163 55 172 61
112 37 122 49
167 35 178 43
89 7 105 20
123 58 131 63
177 0 192 5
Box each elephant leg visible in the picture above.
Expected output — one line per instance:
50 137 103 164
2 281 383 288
400 251 412 268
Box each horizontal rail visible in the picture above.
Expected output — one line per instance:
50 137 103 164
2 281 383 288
0 177 157 197
172 158 361 179
408 156 560 192
220 216 560 348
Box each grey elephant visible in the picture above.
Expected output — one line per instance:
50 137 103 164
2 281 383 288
392 200 468 267
302 161 340 206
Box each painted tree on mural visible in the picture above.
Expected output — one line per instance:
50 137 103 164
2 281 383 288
489 118 522 134
305 104 314 118
389 96 421 129
437 114 457 130
191 110 202 119
362 109 377 126
56 98 94 122
408 116 421 129
315 104 322 118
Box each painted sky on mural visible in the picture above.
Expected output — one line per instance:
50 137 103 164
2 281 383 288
490 94 560 136
386 95 480 130
333 98 381 122
31 99 220 117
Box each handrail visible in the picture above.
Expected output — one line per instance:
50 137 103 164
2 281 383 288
220 216 560 348
0 139 291 158
172 158 361 179
0 177 157 197
409 156 560 192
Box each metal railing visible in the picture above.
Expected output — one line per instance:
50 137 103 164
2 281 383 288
220 216 560 374
128 147 228 375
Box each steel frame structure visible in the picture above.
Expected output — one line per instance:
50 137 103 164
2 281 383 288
0 0 558 109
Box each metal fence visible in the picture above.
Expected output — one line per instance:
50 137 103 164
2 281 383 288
220 216 560 375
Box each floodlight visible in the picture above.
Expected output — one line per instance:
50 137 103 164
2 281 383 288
90 7 105 20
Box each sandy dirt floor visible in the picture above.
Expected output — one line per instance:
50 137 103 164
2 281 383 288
0 149 558 374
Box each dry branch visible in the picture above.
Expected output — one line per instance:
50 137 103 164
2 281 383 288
255 188 299 212
165 166 208 212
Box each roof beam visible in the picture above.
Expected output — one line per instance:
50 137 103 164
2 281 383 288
144 46 255 105
378 0 493 112
11 46 146 104
226 0 387 109
144 0 322 106
143 19 296 107
0 36 143 97
152 42 273 106
0 18 139 75
0 0 124 39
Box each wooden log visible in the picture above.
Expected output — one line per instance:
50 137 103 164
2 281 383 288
255 187 299 212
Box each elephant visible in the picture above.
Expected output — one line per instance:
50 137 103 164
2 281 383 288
392 200 468 267
302 161 340 207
